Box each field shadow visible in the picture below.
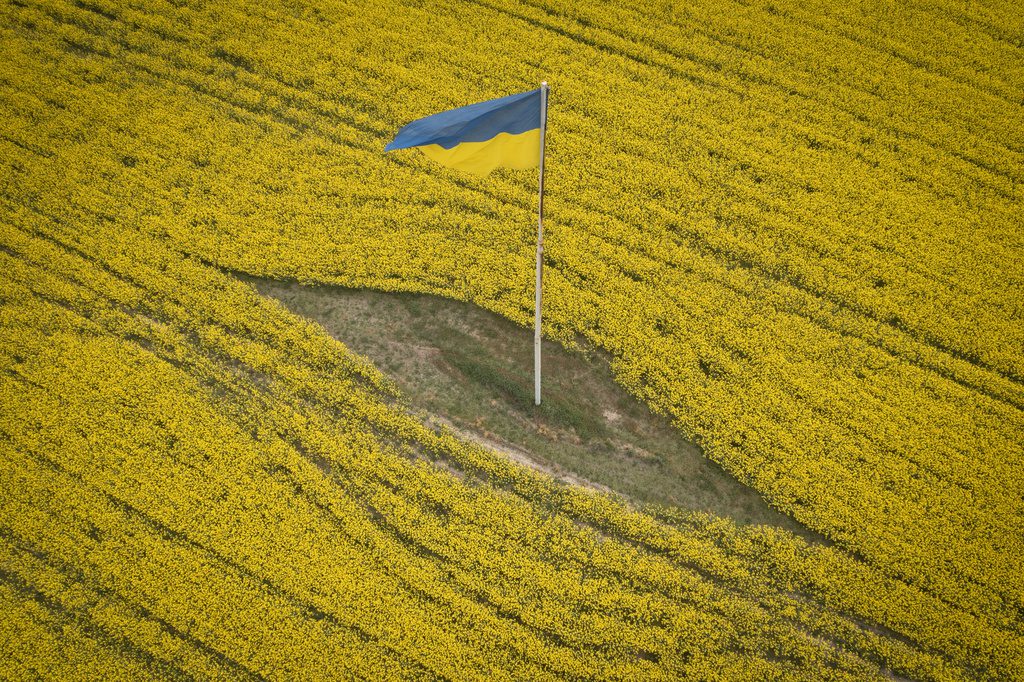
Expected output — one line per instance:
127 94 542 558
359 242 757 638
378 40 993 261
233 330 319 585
252 277 815 539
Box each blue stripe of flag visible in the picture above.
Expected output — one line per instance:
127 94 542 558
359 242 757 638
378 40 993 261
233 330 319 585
385 88 542 152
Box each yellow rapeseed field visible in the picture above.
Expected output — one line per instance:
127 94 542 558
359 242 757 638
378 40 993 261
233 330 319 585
1 0 1021 678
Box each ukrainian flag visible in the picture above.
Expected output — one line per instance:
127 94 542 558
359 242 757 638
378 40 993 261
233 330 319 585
385 88 544 176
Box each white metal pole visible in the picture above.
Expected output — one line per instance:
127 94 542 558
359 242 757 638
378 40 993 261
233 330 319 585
535 82 548 406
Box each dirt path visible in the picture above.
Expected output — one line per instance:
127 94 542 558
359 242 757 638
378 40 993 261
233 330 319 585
426 414 618 496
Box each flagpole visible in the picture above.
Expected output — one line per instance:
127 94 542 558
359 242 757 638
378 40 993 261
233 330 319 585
535 81 548 406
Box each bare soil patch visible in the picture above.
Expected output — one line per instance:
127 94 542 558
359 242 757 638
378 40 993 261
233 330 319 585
252 278 812 537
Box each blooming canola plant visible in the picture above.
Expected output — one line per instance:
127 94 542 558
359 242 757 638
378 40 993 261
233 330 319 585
0 0 1022 678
